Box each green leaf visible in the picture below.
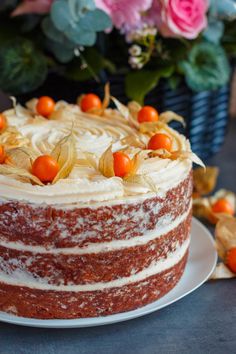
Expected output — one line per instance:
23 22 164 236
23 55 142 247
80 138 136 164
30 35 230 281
168 75 181 90
42 17 68 44
222 21 236 57
66 47 110 81
79 9 112 32
47 40 75 63
0 38 47 95
51 0 72 32
179 42 230 92
125 66 174 104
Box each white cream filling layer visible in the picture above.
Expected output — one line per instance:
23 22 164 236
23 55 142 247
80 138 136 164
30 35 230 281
0 204 191 254
0 238 190 292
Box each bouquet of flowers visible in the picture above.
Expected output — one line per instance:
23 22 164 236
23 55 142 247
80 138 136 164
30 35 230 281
1 0 236 103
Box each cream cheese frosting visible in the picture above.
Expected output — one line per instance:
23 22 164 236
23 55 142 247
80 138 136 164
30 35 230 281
1 100 192 205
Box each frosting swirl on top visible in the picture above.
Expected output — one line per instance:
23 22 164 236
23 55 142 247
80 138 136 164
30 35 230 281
0 100 192 205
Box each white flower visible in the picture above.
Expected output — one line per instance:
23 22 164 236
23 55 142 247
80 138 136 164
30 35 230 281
129 45 142 56
128 56 144 69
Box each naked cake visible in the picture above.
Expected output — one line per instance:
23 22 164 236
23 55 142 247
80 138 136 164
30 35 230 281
0 91 201 319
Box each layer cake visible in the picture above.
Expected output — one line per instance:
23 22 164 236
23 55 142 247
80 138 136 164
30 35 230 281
0 97 195 319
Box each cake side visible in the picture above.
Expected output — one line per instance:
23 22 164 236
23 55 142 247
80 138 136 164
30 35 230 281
0 208 191 286
0 172 192 248
0 245 189 319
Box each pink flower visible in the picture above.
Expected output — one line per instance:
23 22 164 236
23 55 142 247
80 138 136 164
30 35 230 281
147 0 208 39
12 0 53 16
95 0 153 32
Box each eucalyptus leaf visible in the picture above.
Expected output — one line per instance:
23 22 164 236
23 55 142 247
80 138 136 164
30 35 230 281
42 17 68 44
211 0 236 20
47 40 75 63
51 0 72 32
65 25 96 46
79 9 112 32
203 19 224 44
68 0 96 19
179 42 230 92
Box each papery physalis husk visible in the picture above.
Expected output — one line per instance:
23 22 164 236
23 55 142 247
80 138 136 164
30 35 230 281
77 83 110 116
210 263 235 279
10 97 34 119
124 151 144 179
127 101 185 132
193 166 219 196
98 145 114 178
111 97 139 129
125 101 140 129
102 83 111 111
51 133 77 183
120 134 146 149
210 215 236 279
9 96 17 115
193 189 236 224
170 150 205 168
139 121 166 135
159 111 186 127
111 96 129 120
124 174 158 193
148 148 172 159
25 98 38 114
127 100 141 117
148 149 205 168
215 215 236 259
77 151 97 170
0 164 43 186
77 94 85 107
192 197 212 221
210 189 236 212
50 103 78 122
0 127 29 149
6 146 38 170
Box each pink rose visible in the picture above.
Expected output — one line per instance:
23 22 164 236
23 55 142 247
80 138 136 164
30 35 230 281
149 0 208 39
95 0 153 32
12 0 53 16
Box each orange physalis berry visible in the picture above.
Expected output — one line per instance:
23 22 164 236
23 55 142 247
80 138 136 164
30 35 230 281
80 93 102 112
226 247 236 273
32 155 59 183
113 151 131 178
148 133 172 151
0 113 6 131
0 145 6 164
36 96 55 118
137 106 159 123
212 199 234 215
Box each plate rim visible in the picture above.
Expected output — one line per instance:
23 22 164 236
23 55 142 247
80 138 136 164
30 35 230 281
0 217 217 328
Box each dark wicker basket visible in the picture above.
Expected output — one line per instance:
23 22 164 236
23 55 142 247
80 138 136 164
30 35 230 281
19 74 230 160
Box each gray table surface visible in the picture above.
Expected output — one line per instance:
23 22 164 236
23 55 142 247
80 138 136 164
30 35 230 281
0 94 235 354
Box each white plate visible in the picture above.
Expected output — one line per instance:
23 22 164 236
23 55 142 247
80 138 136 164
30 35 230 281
0 217 217 328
